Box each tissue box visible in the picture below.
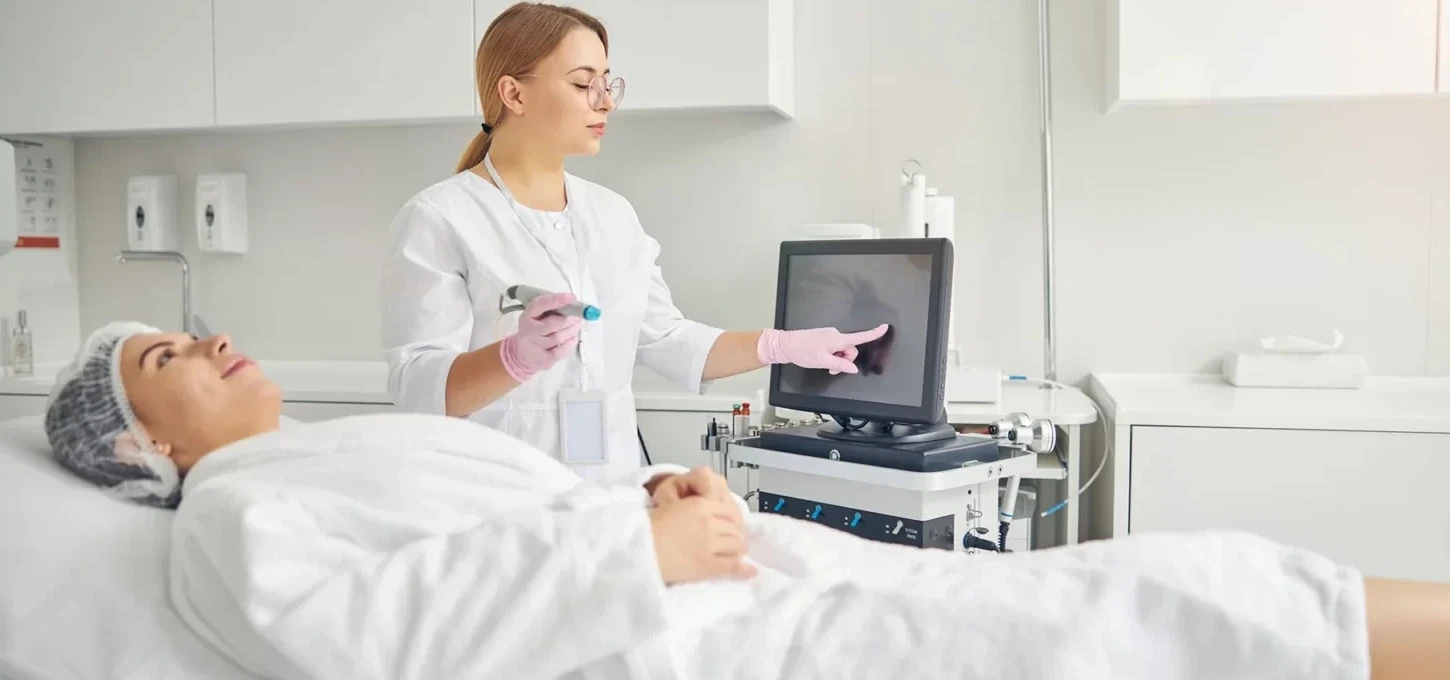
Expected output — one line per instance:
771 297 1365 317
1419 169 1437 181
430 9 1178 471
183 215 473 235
1222 351 1366 389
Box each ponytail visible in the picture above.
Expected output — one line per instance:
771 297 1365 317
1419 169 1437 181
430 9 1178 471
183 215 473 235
456 129 492 174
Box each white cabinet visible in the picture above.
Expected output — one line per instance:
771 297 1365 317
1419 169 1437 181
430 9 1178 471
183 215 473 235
0 0 214 134
1109 0 1440 107
1090 373 1450 583
1441 3 1450 93
281 401 397 422
1130 426 1450 583
0 395 46 422
0 139 14 257
3 0 793 135
214 0 476 127
475 0 794 116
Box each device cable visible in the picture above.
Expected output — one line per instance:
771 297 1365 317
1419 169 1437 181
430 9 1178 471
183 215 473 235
1019 378 1109 519
637 427 653 466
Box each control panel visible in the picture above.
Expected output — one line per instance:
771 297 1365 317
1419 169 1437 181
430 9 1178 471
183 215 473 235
757 492 954 550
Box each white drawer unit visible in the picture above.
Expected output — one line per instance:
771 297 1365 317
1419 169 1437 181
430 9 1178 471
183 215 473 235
1130 425 1450 583
1089 373 1450 583
0 394 46 422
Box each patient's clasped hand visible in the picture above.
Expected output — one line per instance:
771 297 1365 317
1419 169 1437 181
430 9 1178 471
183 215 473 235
39 323 1450 679
646 467 761 584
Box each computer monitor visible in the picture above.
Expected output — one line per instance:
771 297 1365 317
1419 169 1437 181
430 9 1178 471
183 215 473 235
768 238 954 442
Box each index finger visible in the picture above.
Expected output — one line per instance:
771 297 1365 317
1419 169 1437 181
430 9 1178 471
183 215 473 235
526 292 578 319
840 324 889 345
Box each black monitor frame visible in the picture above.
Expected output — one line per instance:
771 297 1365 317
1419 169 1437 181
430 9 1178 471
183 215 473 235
767 237 954 426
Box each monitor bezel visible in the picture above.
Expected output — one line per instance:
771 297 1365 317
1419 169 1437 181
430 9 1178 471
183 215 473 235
767 238 953 425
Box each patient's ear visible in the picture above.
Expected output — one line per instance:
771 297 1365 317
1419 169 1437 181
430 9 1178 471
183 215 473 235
113 429 171 464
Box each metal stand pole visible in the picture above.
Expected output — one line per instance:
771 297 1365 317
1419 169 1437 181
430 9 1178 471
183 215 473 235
1036 0 1060 388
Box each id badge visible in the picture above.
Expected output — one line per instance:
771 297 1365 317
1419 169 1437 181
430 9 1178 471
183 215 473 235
559 388 609 465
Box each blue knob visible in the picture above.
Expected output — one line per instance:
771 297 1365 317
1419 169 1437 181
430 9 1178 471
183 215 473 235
811 505 821 520
582 305 602 321
773 498 785 512
850 512 861 527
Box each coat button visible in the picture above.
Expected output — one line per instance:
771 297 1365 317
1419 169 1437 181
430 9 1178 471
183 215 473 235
553 221 564 231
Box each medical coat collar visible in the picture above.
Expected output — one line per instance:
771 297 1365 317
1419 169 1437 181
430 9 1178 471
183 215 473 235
481 154 590 289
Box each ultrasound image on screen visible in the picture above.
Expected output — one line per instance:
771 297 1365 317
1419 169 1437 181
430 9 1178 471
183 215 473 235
777 253 933 408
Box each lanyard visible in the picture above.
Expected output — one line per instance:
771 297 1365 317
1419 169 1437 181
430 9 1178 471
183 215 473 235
483 154 595 391
482 154 589 294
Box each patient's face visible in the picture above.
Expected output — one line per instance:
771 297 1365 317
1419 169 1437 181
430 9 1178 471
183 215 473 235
118 333 282 472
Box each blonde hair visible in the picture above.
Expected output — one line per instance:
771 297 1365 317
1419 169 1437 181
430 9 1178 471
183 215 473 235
456 2 609 173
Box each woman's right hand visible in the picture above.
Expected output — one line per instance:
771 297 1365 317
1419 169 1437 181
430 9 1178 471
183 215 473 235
649 496 758 585
498 293 583 383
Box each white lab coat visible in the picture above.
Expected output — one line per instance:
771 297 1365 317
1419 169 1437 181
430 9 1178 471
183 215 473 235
379 163 723 480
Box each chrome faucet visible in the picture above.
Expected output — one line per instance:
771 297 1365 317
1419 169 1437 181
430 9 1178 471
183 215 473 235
116 250 191 335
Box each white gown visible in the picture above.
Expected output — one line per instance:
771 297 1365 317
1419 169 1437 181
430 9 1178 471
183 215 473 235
169 414 1369 680
378 160 722 481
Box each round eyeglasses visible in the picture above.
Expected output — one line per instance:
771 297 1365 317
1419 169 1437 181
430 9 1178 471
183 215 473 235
586 75 626 109
514 73 625 109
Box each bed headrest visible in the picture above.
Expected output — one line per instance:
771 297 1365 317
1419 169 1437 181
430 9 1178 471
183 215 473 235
0 416 255 678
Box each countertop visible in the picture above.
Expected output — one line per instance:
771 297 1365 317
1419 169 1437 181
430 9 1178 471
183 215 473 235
2 361 1103 424
0 360 759 412
944 380 1098 426
1088 372 1450 433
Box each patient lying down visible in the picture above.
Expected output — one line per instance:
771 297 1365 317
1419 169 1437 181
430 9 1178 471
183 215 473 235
43 323 1450 679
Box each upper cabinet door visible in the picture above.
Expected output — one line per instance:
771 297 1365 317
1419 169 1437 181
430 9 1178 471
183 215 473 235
1440 0 1450 93
1110 0 1439 107
215 0 476 127
0 0 214 135
474 0 793 117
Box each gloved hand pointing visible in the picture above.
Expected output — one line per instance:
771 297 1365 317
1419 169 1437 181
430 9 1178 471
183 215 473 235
499 293 583 383
757 324 890 375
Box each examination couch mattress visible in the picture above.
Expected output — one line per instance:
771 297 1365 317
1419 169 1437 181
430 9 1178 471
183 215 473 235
0 416 259 679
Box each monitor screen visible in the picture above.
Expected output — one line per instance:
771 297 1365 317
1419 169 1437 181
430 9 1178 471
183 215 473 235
769 238 952 425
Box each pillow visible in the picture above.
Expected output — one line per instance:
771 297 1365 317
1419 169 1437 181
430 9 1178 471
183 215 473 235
0 417 257 679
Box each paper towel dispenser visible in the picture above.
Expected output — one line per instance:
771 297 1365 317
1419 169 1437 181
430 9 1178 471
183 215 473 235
0 138 14 258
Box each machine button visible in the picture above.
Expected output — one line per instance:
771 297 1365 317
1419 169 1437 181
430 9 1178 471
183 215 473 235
850 512 861 527
773 498 786 512
810 505 822 520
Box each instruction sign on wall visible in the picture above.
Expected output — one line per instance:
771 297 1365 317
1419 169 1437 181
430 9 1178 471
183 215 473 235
14 141 61 249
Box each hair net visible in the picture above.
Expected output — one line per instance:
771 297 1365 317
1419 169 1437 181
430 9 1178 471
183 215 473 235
44 321 181 508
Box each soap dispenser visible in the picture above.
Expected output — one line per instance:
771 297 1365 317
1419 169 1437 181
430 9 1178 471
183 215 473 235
11 310 33 377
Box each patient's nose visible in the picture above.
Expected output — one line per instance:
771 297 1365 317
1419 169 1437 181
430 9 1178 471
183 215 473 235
206 334 232 357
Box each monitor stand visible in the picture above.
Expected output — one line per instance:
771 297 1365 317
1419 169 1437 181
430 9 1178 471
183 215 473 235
816 411 957 445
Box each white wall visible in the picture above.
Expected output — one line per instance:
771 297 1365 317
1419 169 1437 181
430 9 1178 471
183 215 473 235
1054 0 1443 380
72 0 1450 392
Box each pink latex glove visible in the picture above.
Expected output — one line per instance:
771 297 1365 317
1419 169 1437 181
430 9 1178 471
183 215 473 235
499 293 584 383
756 324 890 375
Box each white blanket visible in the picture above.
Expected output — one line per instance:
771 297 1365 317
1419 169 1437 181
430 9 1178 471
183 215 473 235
170 414 1369 680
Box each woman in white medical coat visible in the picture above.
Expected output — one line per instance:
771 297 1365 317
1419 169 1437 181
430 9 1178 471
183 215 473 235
380 3 885 480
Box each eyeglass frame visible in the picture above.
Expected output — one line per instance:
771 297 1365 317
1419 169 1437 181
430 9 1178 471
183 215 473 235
511 73 625 109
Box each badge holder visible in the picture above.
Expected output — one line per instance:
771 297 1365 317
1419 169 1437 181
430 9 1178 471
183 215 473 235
559 388 609 465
